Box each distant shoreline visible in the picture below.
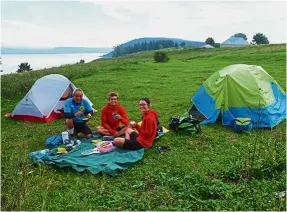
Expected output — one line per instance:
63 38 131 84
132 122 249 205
1 52 104 75
1 52 108 55
1 52 108 54
1 47 113 55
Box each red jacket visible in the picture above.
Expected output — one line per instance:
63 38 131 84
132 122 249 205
135 110 158 148
101 104 129 135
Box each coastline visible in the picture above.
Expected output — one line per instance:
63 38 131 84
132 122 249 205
1 52 107 75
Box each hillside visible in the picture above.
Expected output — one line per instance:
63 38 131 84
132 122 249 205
102 37 205 58
1 44 286 211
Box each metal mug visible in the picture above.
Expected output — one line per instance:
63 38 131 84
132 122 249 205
112 113 118 119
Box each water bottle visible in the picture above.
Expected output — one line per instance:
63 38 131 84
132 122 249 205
29 149 50 159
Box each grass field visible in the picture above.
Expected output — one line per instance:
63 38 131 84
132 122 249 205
1 44 286 211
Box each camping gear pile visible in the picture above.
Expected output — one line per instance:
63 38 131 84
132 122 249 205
44 133 115 156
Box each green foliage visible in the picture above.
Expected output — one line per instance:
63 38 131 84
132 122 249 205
79 59 85 63
205 37 215 46
112 45 123 57
153 51 169 62
180 42 186 48
17 62 32 73
214 43 220 48
112 40 176 57
1 44 286 211
174 42 179 48
234 33 248 41
252 33 269 45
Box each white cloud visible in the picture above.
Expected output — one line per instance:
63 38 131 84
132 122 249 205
1 1 286 47
2 20 60 47
93 2 133 22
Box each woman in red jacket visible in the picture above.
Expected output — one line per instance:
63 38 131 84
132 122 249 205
113 98 158 150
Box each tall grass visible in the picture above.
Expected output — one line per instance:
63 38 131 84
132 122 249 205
1 61 103 99
1 44 286 211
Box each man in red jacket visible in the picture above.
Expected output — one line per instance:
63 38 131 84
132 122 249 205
113 98 158 150
96 92 129 136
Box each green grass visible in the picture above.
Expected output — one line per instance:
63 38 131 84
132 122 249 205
1 44 286 211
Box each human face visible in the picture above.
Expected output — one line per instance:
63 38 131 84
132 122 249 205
73 91 83 103
109 96 118 106
139 100 150 113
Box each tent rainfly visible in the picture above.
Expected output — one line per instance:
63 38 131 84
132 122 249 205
191 64 286 128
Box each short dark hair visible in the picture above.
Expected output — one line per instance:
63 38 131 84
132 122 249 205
139 98 150 106
108 92 119 100
73 88 83 96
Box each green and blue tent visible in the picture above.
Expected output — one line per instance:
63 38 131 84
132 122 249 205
191 64 286 128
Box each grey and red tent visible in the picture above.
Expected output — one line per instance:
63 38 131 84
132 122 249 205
10 74 95 123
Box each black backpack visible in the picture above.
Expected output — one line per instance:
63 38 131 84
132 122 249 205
169 116 201 134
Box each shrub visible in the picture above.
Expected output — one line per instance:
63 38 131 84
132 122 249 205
17 62 32 73
154 51 169 62
252 33 269 45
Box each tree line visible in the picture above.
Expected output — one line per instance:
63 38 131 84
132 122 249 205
113 32 270 57
113 40 186 57
205 32 269 47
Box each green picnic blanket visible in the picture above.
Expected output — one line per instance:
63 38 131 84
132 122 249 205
31 140 145 176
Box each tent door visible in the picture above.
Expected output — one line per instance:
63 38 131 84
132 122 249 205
54 85 74 114
189 105 206 121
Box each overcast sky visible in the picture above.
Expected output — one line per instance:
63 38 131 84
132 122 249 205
1 0 286 48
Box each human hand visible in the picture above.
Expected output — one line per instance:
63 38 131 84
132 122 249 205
113 131 120 137
115 115 122 120
75 111 83 117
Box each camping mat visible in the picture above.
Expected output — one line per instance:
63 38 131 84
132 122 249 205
31 140 145 176
33 127 169 176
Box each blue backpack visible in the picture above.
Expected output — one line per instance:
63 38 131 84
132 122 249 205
45 135 63 148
